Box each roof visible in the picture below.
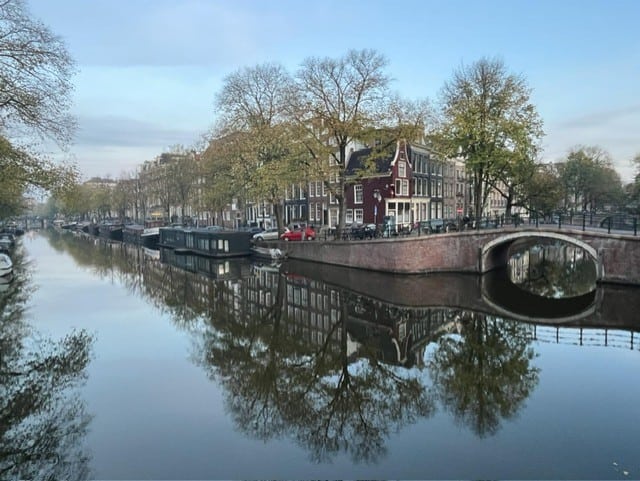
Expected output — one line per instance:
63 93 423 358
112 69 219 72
345 147 395 176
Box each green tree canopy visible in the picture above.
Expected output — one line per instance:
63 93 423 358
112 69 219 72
434 57 543 220
558 146 624 212
0 0 78 217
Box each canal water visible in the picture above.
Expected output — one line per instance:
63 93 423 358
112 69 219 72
2 230 640 480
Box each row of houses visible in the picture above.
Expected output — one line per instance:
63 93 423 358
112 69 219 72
105 140 510 231
244 140 507 231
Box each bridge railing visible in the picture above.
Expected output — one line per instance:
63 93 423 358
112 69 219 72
318 213 639 241
531 325 639 351
526 212 638 236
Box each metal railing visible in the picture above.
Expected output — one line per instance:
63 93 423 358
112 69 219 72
531 325 639 351
318 213 639 242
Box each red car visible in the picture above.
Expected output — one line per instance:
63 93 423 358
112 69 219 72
280 226 316 241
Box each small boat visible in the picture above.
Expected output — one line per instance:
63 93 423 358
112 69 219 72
252 245 287 260
0 233 15 250
61 221 78 230
143 247 160 260
0 252 13 281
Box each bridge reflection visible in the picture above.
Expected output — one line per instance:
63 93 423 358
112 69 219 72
39 229 640 458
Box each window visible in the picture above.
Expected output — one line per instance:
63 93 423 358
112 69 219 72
396 179 409 196
398 161 406 178
354 184 363 204
309 182 316 197
346 209 353 224
355 209 363 223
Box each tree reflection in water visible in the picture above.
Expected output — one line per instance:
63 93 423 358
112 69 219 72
195 275 435 463
508 240 597 298
0 245 94 480
428 312 539 437
41 230 547 463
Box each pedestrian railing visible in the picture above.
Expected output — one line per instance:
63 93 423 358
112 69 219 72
318 213 639 242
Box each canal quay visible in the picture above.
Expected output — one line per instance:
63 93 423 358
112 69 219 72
2 229 640 480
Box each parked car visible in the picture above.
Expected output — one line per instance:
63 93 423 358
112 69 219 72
238 225 263 235
281 225 316 241
253 227 280 242
348 223 377 239
417 219 458 233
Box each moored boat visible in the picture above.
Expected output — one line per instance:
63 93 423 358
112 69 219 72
99 222 124 242
123 224 145 245
0 233 15 251
0 252 13 282
158 226 253 258
251 245 287 260
140 218 166 249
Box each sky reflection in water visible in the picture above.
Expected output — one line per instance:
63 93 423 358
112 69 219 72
5 231 638 480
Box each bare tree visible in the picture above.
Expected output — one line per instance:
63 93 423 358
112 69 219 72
290 49 392 236
212 63 302 232
0 0 77 217
0 0 76 145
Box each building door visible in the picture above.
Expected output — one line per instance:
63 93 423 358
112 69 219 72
329 208 339 228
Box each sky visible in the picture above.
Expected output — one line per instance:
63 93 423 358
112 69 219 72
26 0 640 182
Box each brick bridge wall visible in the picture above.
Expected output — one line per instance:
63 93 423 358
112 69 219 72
279 227 640 285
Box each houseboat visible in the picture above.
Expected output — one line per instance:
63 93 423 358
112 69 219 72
140 218 166 249
158 226 253 258
99 222 124 242
159 247 252 280
122 224 145 245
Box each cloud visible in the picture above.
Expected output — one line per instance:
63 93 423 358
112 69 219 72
74 114 198 149
542 107 640 183
556 104 640 130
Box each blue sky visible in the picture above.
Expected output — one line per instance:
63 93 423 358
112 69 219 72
27 0 640 182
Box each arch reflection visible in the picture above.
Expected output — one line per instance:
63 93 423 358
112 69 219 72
507 239 597 298
40 230 640 463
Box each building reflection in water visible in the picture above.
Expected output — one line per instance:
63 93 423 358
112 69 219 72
0 242 93 480
42 229 640 463
507 239 597 298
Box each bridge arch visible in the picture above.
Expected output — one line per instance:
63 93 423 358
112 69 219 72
479 231 603 281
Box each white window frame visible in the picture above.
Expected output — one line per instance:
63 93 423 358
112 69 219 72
354 184 363 204
398 161 406 178
355 209 363 224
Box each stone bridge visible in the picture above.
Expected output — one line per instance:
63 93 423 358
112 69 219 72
280 227 640 285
